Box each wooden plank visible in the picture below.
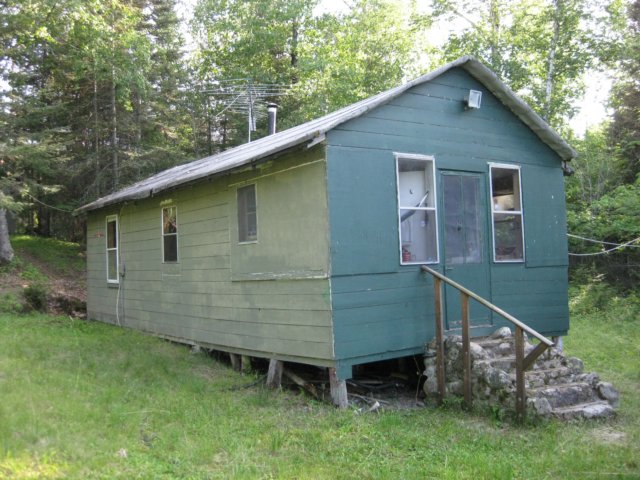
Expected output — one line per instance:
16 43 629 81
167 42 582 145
523 342 551 371
434 277 446 406
515 326 526 423
339 112 554 157
330 269 432 293
328 129 550 167
120 303 333 338
333 322 430 359
123 290 331 311
461 292 472 409
284 368 319 399
119 312 334 359
489 265 567 282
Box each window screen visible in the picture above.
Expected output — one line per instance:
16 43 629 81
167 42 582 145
106 216 118 283
490 165 524 262
237 184 257 243
162 206 178 262
396 156 438 264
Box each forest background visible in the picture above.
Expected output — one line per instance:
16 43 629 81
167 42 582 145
1 0 639 288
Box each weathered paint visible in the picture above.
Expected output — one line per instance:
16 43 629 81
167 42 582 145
86 145 335 366
326 67 569 375
87 66 570 381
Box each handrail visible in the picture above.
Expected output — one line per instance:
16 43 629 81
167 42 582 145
421 264 555 422
421 265 554 347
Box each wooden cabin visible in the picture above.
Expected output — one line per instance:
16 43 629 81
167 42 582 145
78 56 575 389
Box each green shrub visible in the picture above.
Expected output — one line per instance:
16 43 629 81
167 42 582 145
22 284 48 312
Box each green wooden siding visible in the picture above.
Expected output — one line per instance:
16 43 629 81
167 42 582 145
326 67 569 371
86 145 334 366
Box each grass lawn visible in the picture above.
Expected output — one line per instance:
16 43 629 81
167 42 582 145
0 288 639 479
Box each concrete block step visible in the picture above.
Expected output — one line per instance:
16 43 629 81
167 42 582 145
529 382 598 408
551 401 616 420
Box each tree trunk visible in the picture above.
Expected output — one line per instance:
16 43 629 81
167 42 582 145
489 0 501 69
93 57 101 197
111 65 119 191
544 0 561 122
290 20 299 83
0 209 14 265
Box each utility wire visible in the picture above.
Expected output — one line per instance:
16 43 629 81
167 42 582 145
567 233 640 248
568 235 640 257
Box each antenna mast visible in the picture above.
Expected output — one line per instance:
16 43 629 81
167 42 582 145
202 79 289 143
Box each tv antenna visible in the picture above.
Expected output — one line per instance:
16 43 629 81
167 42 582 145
202 79 290 142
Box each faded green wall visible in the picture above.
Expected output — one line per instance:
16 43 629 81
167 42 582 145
326 67 569 375
86 145 334 366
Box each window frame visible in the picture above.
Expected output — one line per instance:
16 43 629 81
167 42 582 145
395 153 439 265
489 163 525 263
161 205 179 263
105 215 119 284
237 183 258 244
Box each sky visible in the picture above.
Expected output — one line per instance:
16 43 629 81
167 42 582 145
176 0 612 136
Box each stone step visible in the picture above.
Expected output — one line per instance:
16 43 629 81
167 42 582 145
476 356 516 370
474 337 512 348
551 401 616 420
515 366 575 388
529 382 598 409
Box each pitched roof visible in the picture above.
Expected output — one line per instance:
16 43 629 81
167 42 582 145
77 56 576 213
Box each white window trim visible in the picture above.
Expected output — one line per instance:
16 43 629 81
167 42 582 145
394 153 439 265
237 183 258 245
106 215 119 284
489 163 525 263
161 205 179 263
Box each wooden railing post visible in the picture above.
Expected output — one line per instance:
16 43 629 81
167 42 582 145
461 292 472 410
515 326 526 423
422 265 553 422
433 277 445 405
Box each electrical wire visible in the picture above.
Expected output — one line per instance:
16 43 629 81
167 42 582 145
568 235 640 257
567 233 640 248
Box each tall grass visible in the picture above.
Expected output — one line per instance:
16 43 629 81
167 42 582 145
0 286 638 479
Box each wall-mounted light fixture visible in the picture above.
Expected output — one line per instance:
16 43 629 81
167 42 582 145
465 90 482 110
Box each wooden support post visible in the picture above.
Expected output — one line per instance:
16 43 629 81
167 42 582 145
329 368 348 409
515 326 526 423
229 353 241 372
434 277 446 405
461 292 472 410
241 355 252 374
266 359 283 389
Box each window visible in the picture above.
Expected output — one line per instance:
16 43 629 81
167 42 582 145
490 165 524 262
106 215 119 283
162 206 178 262
396 154 438 264
237 184 257 243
